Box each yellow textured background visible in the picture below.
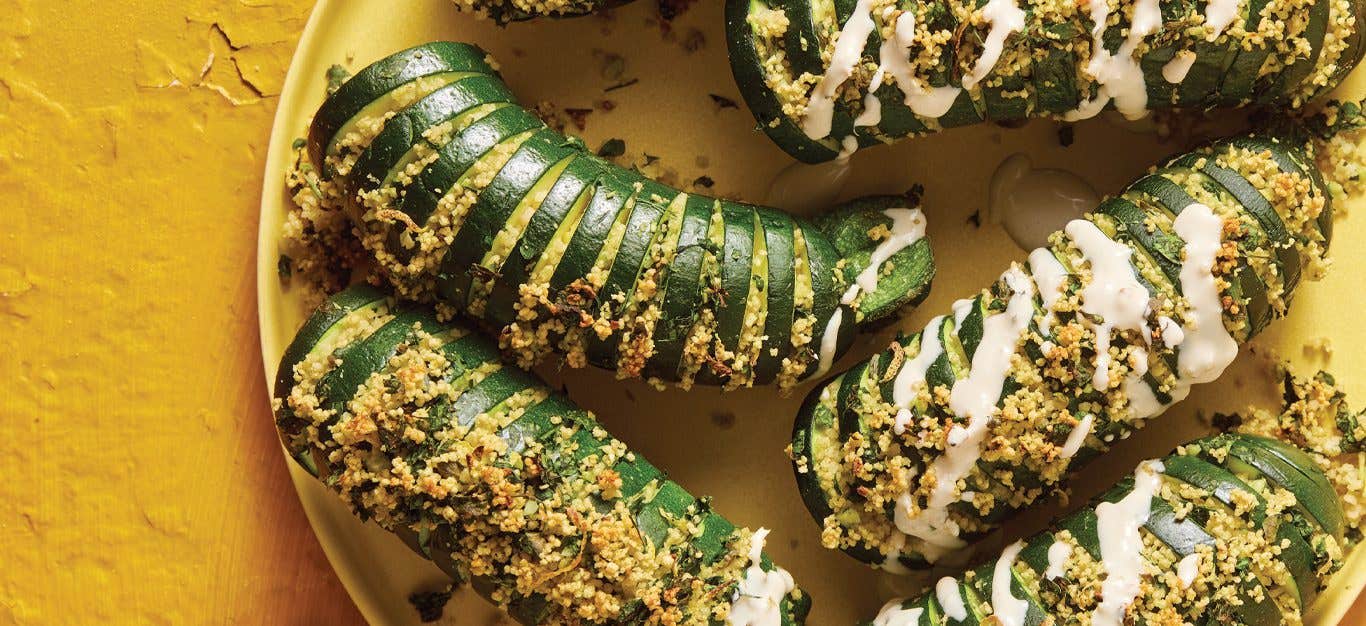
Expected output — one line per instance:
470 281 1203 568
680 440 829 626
0 0 1362 624
0 0 360 622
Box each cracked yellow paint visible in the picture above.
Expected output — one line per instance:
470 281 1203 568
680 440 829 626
0 0 361 622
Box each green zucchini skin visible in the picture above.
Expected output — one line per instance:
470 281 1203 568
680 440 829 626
792 135 1334 568
726 0 1366 163
273 286 810 626
304 43 936 391
863 433 1349 626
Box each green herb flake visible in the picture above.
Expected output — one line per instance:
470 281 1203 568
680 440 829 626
597 138 627 158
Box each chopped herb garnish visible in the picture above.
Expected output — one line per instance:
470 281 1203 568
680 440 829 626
709 94 738 110
597 138 627 158
604 78 640 93
408 584 456 623
277 254 293 280
325 65 351 96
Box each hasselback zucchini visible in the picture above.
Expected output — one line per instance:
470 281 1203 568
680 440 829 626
299 42 935 391
272 285 810 625
449 0 628 23
789 133 1334 571
725 0 1366 162
866 429 1359 626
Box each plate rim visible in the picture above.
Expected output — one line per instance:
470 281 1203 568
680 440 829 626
255 1 395 623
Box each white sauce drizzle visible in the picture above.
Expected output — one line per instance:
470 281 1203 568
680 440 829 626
936 576 969 621
1177 553 1201 589
895 267 1036 560
1092 459 1165 626
872 600 924 626
952 297 974 328
1157 315 1185 347
1204 0 1240 37
1029 248 1069 344
819 208 928 379
990 154 1100 251
1172 204 1237 384
842 208 928 304
1064 0 1162 121
814 7 962 139
1045 539 1073 579
1060 413 1094 458
893 314 947 434
960 0 1027 90
1064 219 1153 391
728 528 796 626
803 0 878 139
991 541 1031 626
1161 50 1197 84
815 308 844 378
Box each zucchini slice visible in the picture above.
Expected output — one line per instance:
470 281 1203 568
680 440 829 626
309 42 499 172
274 287 811 625
863 433 1348 626
732 0 1366 162
304 42 938 390
795 134 1335 569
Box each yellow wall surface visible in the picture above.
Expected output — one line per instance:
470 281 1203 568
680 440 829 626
0 0 360 622
0 0 1363 624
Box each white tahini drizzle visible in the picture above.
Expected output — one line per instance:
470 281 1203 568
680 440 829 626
1045 539 1073 579
960 0 1027 90
816 208 928 379
803 0 878 139
1065 0 1162 121
1121 206 1229 420
1157 315 1185 347
1060 413 1094 458
1092 459 1165 626
893 314 946 434
1162 50 1197 84
1172 203 1237 384
842 208 928 304
1029 247 1070 343
872 600 924 626
991 541 1031 626
936 576 969 621
1204 0 1240 37
990 154 1100 251
728 528 796 626
817 7 962 138
1177 552 1201 588
1065 219 1153 391
815 308 844 378
895 266 1036 560
878 532 912 575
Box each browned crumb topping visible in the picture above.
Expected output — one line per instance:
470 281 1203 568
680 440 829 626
809 140 1333 565
276 315 800 623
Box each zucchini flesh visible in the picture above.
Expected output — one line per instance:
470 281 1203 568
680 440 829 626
304 43 936 391
726 0 1366 163
792 135 1334 568
863 433 1349 626
274 286 811 626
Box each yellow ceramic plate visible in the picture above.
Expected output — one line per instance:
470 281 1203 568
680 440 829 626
257 1 1366 623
